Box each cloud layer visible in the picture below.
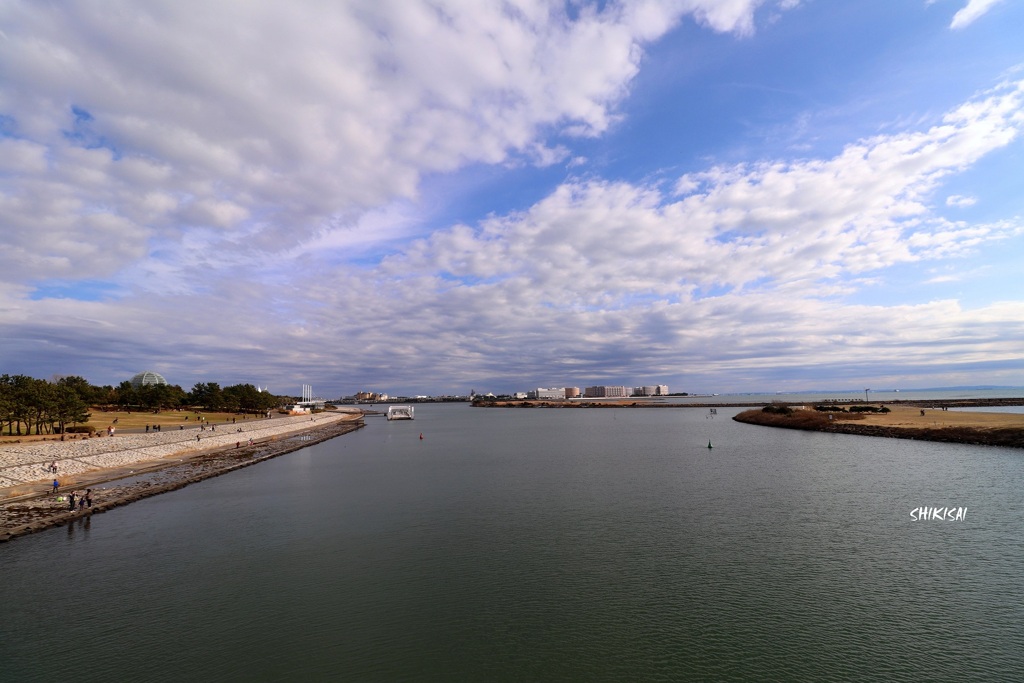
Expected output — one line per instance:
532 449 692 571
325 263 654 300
1 1 1022 395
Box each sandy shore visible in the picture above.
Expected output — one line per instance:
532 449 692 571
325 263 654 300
836 405 1024 429
0 411 365 543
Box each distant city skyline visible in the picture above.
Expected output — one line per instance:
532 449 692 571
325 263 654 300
1 1 1022 397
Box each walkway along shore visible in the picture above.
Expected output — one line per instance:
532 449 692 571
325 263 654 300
0 412 364 543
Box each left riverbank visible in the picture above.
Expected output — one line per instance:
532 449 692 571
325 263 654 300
0 412 364 543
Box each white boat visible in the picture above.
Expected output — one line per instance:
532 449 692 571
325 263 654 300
386 405 414 420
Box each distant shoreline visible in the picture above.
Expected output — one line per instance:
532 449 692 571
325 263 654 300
473 397 1024 409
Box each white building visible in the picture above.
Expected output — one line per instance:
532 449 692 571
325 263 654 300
634 385 670 396
584 385 629 398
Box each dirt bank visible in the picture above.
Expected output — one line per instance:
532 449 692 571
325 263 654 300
733 405 1024 449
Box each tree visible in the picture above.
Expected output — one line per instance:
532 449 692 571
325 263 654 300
138 383 176 410
190 382 223 411
115 381 136 410
0 375 14 436
27 379 56 434
52 385 91 434
57 375 96 405
6 375 38 435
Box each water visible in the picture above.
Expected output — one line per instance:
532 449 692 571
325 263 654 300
2 403 1023 681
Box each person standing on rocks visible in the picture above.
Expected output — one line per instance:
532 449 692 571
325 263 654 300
52 478 59 494
85 489 93 508
68 491 76 511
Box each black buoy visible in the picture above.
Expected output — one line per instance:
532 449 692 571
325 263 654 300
707 440 713 449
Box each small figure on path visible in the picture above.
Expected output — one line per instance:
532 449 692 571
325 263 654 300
197 434 201 442
78 496 85 511
146 424 150 433
51 460 58 474
68 492 76 511
85 489 93 507
53 478 59 494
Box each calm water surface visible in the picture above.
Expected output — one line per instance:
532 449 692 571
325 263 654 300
2 404 1023 681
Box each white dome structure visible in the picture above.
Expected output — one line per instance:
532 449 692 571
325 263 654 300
129 371 168 388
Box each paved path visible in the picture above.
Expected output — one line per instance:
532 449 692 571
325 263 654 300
0 412 355 493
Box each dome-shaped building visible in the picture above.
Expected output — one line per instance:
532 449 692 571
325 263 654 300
130 371 169 389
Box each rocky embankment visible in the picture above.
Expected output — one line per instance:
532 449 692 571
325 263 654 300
0 416 363 543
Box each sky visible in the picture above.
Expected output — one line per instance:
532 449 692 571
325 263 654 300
1 0 1023 398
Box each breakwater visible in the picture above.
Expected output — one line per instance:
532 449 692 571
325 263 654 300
0 417 364 543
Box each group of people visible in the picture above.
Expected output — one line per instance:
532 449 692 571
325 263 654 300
65 488 93 511
51 479 94 511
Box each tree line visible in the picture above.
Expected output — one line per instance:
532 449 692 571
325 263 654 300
0 374 286 436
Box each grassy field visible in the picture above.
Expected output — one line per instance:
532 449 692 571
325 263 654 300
1 409 269 442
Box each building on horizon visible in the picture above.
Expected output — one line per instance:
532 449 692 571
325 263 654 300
355 390 389 402
634 385 669 396
565 387 580 398
529 387 564 400
584 385 629 398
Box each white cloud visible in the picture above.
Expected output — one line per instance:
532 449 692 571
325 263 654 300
0 0 777 291
950 0 1005 29
946 194 977 207
6 78 1024 392
1 2 1021 394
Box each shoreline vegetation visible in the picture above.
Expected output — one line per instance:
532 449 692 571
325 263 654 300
732 404 1024 449
0 412 365 544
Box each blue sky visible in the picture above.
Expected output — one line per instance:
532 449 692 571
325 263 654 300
1 0 1022 397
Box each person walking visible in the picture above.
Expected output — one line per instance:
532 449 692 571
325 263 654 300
52 478 59 494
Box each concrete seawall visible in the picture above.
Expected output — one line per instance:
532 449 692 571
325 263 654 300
0 412 356 490
1 414 365 543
